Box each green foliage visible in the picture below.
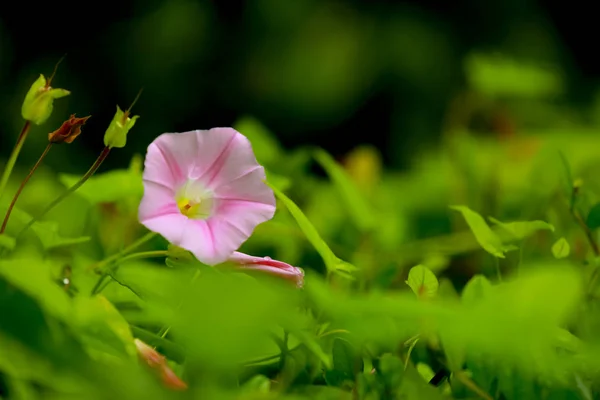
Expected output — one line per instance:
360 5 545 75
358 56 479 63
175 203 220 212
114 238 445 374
450 205 518 258
7 54 600 400
552 237 571 259
405 265 439 299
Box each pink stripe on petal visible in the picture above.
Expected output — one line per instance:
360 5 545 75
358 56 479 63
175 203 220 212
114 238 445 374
187 128 237 181
139 180 180 221
201 133 237 187
213 168 275 206
200 130 266 191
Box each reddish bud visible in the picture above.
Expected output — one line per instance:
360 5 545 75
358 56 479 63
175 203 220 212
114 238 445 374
48 114 91 144
134 339 188 391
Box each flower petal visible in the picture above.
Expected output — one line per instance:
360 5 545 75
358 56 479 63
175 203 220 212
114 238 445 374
196 199 273 265
197 128 266 191
213 167 275 207
144 132 202 188
178 219 224 265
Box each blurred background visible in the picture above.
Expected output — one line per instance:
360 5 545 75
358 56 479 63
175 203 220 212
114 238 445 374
1 0 599 173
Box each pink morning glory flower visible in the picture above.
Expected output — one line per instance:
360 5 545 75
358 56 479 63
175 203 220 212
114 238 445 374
228 252 304 288
139 128 276 265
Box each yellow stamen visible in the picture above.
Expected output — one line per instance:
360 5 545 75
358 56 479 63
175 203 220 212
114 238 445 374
177 198 199 217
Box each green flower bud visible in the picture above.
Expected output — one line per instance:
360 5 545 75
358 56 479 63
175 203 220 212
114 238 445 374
103 105 139 148
21 74 70 125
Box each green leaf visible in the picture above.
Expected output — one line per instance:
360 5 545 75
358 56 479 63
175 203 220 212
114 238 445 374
233 115 282 165
586 203 600 230
405 265 439 299
0 333 83 392
289 328 332 369
488 217 555 241
240 374 271 394
0 258 72 320
72 295 137 359
450 206 516 258
0 233 16 250
0 206 90 251
314 148 374 232
416 363 435 382
264 168 292 192
551 237 570 259
461 275 493 306
268 181 356 276
31 219 91 250
59 168 142 204
331 337 362 380
465 53 563 98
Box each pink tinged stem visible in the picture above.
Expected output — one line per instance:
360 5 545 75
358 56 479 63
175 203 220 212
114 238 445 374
1 143 53 234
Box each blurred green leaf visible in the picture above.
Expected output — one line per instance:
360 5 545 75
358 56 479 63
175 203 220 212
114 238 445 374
465 53 563 98
72 295 137 359
0 333 84 394
405 265 438 300
488 217 555 241
59 167 142 205
586 203 600 230
552 237 570 259
314 148 374 232
450 206 517 258
31 219 91 250
416 362 435 382
240 374 271 394
461 275 493 307
0 233 15 250
330 337 361 382
233 115 282 165
0 257 71 320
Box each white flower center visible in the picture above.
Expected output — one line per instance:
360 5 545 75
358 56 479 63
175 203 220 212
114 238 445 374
175 180 214 220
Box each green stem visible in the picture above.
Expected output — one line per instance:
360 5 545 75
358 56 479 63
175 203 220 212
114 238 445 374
454 371 494 400
17 146 111 239
494 256 502 283
117 250 168 264
92 231 158 271
0 121 32 201
91 249 168 296
1 143 53 234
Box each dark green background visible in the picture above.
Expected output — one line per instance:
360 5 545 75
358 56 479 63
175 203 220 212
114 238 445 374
0 0 596 172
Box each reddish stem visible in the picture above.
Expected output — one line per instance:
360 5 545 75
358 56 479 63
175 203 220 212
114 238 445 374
1 143 53 234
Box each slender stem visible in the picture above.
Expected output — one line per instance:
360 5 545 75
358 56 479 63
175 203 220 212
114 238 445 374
92 231 158 271
17 146 111 239
494 256 502 283
91 250 168 296
117 250 168 264
0 121 32 200
90 274 110 296
454 371 494 400
573 209 600 257
0 143 52 234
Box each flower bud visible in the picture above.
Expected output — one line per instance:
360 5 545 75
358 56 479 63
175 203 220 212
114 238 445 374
48 114 91 144
103 105 139 148
21 74 70 125
134 339 188 390
227 252 304 288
